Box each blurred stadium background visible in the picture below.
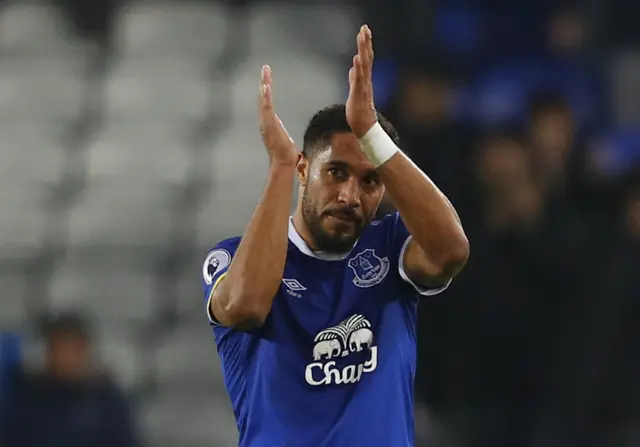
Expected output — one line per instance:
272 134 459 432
0 0 638 446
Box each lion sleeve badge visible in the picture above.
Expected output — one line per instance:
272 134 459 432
202 249 231 286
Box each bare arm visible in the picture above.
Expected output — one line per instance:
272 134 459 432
347 26 468 288
210 66 298 329
379 153 468 287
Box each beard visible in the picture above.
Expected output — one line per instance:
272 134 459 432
301 188 367 253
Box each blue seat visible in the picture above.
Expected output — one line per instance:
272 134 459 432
0 333 21 400
602 130 640 174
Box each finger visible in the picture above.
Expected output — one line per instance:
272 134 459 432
258 66 293 143
258 67 268 103
355 32 373 89
364 25 374 65
357 27 368 65
259 65 278 135
262 65 278 111
349 55 359 91
262 64 273 87
354 55 365 82
351 55 360 79
357 26 373 80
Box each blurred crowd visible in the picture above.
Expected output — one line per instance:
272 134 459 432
0 0 638 446
1 314 138 446
366 0 640 446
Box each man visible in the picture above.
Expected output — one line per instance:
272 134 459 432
1 313 138 447
202 26 468 446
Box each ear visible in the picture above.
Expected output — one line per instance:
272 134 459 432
296 153 309 186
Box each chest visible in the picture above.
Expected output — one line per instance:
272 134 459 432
256 253 417 389
259 247 412 363
283 249 395 321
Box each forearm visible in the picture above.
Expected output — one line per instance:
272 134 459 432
359 122 468 276
214 164 295 326
378 153 466 262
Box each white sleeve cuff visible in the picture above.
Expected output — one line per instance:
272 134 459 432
398 236 451 296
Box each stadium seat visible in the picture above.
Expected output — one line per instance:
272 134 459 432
433 5 485 59
85 121 191 186
67 185 176 248
0 122 66 186
588 129 640 176
0 60 83 122
0 189 50 262
229 55 344 131
248 2 356 58
245 3 299 56
97 326 142 391
195 124 268 243
211 125 267 183
197 187 261 244
48 254 157 322
0 1 79 55
155 323 225 389
0 271 28 325
115 1 228 61
142 389 238 446
462 65 530 126
175 260 209 319
104 60 211 121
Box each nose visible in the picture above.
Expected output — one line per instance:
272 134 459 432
337 177 361 208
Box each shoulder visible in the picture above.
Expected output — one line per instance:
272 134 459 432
208 236 242 253
202 236 241 286
360 212 404 244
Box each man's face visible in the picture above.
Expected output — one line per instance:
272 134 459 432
478 137 530 192
531 109 574 168
47 334 91 381
300 133 385 253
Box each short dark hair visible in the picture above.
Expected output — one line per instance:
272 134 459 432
302 104 400 159
40 312 92 343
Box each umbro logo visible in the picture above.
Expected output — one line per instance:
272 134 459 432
282 278 306 298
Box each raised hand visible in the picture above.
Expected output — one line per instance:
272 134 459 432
258 65 298 167
346 25 378 138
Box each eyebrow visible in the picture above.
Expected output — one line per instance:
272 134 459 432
326 160 378 179
326 160 350 170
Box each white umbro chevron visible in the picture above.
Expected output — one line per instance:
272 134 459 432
282 278 306 291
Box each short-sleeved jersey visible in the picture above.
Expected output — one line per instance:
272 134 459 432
201 213 450 447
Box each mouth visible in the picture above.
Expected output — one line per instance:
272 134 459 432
325 212 359 228
327 214 354 224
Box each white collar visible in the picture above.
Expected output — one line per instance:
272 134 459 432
288 218 353 261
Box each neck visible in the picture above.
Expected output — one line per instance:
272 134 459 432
292 209 318 251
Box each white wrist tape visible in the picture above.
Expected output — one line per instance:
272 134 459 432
357 122 400 168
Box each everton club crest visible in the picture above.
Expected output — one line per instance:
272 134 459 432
348 249 390 288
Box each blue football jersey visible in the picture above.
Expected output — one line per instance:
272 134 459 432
201 213 450 447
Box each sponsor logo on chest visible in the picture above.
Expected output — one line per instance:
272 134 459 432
304 314 378 386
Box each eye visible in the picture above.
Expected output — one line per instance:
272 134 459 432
362 175 379 186
327 166 346 179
